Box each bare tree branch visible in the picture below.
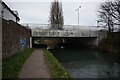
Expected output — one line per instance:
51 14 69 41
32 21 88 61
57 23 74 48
49 0 64 30
98 1 120 33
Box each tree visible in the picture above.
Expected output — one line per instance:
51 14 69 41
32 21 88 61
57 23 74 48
49 0 64 30
98 1 120 33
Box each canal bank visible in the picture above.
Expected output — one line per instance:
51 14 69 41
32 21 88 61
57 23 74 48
43 49 72 78
97 32 120 55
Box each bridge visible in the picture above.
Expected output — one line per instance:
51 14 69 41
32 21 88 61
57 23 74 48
22 24 107 48
22 23 106 37
32 29 98 37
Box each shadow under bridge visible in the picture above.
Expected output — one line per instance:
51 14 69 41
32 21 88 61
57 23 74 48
32 37 98 49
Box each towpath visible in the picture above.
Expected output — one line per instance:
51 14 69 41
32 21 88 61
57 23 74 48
19 49 51 78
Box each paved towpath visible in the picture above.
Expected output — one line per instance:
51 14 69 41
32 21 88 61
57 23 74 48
19 49 51 78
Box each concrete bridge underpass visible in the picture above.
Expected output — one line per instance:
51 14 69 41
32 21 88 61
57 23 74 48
31 37 99 49
26 25 107 48
31 29 106 48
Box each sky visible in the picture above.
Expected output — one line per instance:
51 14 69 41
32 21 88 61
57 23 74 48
3 0 107 26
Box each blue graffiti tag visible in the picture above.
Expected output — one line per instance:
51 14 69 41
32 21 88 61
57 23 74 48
21 38 26 47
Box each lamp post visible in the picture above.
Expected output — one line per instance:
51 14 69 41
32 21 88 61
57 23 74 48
76 6 81 29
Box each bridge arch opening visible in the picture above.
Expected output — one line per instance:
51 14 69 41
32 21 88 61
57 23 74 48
32 37 47 48
31 37 98 49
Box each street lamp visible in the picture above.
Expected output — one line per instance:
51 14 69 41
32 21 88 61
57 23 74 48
76 6 81 29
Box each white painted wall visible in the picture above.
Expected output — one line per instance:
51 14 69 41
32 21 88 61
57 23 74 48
2 4 16 22
30 37 32 48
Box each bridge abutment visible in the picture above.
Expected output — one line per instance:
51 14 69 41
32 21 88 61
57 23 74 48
30 37 32 48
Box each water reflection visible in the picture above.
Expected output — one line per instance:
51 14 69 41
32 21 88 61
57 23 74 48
50 49 120 78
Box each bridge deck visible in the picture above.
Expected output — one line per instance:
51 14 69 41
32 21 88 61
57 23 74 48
32 29 99 37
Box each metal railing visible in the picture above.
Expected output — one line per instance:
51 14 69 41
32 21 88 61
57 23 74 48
21 23 98 31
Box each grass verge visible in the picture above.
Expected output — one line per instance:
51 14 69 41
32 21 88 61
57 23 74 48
43 49 72 78
2 48 34 78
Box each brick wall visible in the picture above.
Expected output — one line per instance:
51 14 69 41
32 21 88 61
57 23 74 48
2 19 31 59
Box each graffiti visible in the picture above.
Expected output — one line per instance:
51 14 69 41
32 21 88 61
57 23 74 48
20 38 26 48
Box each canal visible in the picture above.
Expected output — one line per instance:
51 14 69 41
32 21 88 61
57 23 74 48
49 49 120 78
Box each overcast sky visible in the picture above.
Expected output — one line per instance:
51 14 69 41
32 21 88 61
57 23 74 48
3 0 107 26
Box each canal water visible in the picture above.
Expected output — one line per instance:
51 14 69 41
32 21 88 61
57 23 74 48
50 49 120 78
